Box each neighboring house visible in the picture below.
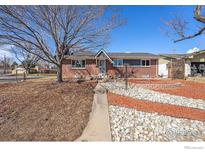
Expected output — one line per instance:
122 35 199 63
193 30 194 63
158 54 187 78
11 67 26 74
159 50 205 78
62 49 159 79
34 66 57 74
184 50 205 77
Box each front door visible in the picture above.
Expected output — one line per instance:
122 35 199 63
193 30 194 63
99 60 106 76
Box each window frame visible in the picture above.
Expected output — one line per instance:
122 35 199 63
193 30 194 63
123 59 141 67
141 59 151 67
113 59 124 67
112 59 151 67
71 59 86 69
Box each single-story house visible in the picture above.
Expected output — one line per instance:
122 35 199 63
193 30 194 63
158 54 187 78
62 49 205 79
158 50 205 78
184 50 205 77
11 67 26 74
62 49 159 79
33 66 57 74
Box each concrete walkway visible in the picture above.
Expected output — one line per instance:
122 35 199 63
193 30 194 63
76 83 112 141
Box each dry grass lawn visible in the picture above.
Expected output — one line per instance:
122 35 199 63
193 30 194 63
0 80 97 141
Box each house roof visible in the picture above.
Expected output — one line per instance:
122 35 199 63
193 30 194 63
160 49 205 59
95 49 113 62
160 54 187 59
64 51 96 59
64 49 205 60
107 52 159 59
65 50 159 59
72 51 96 56
184 49 205 58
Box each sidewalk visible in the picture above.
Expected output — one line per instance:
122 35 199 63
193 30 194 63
76 84 112 141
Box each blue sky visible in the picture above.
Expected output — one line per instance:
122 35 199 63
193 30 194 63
105 5 205 54
1 5 205 60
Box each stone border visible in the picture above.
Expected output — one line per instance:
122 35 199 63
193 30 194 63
129 82 182 89
108 92 205 121
102 82 205 110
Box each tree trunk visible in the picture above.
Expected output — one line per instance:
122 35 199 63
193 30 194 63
56 63 63 82
26 68 30 75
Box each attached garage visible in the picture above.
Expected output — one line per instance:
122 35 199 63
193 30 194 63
159 54 186 79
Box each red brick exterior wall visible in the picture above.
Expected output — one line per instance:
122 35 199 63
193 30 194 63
106 59 158 78
62 59 98 78
62 58 158 78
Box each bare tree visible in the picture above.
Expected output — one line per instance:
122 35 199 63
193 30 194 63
11 47 40 74
0 55 13 74
164 6 205 43
0 6 125 82
37 60 56 69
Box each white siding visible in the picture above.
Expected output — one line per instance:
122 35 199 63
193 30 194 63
158 58 169 78
185 60 191 77
158 63 168 78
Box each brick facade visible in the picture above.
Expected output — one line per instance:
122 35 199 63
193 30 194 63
62 59 98 78
106 59 158 78
62 58 158 78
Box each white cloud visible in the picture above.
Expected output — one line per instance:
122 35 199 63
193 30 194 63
186 47 200 54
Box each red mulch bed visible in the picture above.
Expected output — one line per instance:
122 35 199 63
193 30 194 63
108 92 205 121
129 79 205 100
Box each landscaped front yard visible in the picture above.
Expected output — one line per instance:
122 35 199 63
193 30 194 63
1 77 205 142
129 78 205 99
0 80 97 141
101 79 205 141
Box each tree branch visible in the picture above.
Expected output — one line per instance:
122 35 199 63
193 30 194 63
174 27 205 42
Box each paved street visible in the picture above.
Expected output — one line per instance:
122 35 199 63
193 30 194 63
0 75 44 83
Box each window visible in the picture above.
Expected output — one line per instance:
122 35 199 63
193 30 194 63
113 59 123 67
113 59 151 67
124 59 141 66
72 60 86 68
141 60 150 67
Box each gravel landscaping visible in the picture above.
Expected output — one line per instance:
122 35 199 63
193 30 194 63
129 79 205 100
129 82 182 90
108 92 205 121
109 105 205 141
102 82 205 110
